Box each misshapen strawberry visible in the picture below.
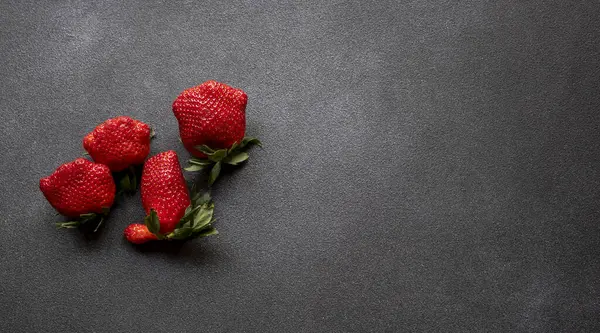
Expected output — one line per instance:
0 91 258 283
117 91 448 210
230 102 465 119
140 150 190 234
40 158 116 217
83 116 152 172
126 151 218 244
40 158 116 230
173 80 261 185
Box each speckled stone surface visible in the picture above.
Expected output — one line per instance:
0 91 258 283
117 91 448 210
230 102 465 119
1 1 599 332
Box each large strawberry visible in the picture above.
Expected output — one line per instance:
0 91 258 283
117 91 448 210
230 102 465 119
83 116 153 172
172 80 261 185
126 150 217 244
40 158 116 230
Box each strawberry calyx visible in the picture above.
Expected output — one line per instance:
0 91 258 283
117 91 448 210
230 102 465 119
144 191 218 241
184 136 262 186
55 207 110 233
114 165 141 195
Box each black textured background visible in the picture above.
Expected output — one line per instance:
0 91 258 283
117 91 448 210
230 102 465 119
1 1 600 332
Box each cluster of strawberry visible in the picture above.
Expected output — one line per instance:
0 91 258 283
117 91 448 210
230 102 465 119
39 80 261 244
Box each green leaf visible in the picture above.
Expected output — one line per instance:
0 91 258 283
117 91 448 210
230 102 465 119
79 215 99 226
190 188 200 203
168 227 194 240
208 149 228 162
195 145 215 155
128 166 137 191
56 221 80 229
223 152 249 165
192 208 213 231
240 137 262 149
119 172 137 193
196 227 218 238
208 162 221 186
194 192 212 207
228 141 240 153
181 206 201 222
93 218 104 233
120 174 131 189
189 158 214 166
58 212 106 232
177 206 193 227
184 164 206 172
144 210 160 235
174 217 192 230
169 210 216 240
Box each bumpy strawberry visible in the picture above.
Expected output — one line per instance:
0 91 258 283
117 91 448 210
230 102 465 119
141 150 191 234
124 224 158 244
83 116 152 172
172 80 261 185
173 80 247 157
40 158 116 229
125 150 218 244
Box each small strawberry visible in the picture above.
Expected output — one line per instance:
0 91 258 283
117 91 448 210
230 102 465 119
124 224 158 244
126 150 218 244
40 158 116 230
83 116 153 172
172 80 261 185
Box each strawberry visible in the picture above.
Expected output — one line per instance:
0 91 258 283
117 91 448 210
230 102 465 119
173 80 247 157
172 80 261 185
124 224 158 244
127 150 218 244
83 116 153 172
141 150 191 234
40 158 116 229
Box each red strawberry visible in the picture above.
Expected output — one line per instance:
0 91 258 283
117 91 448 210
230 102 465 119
131 151 218 243
173 80 247 157
124 223 158 244
173 80 261 185
140 151 190 234
83 116 152 172
40 158 116 217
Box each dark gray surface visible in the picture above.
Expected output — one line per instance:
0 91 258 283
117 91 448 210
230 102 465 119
1 0 599 332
